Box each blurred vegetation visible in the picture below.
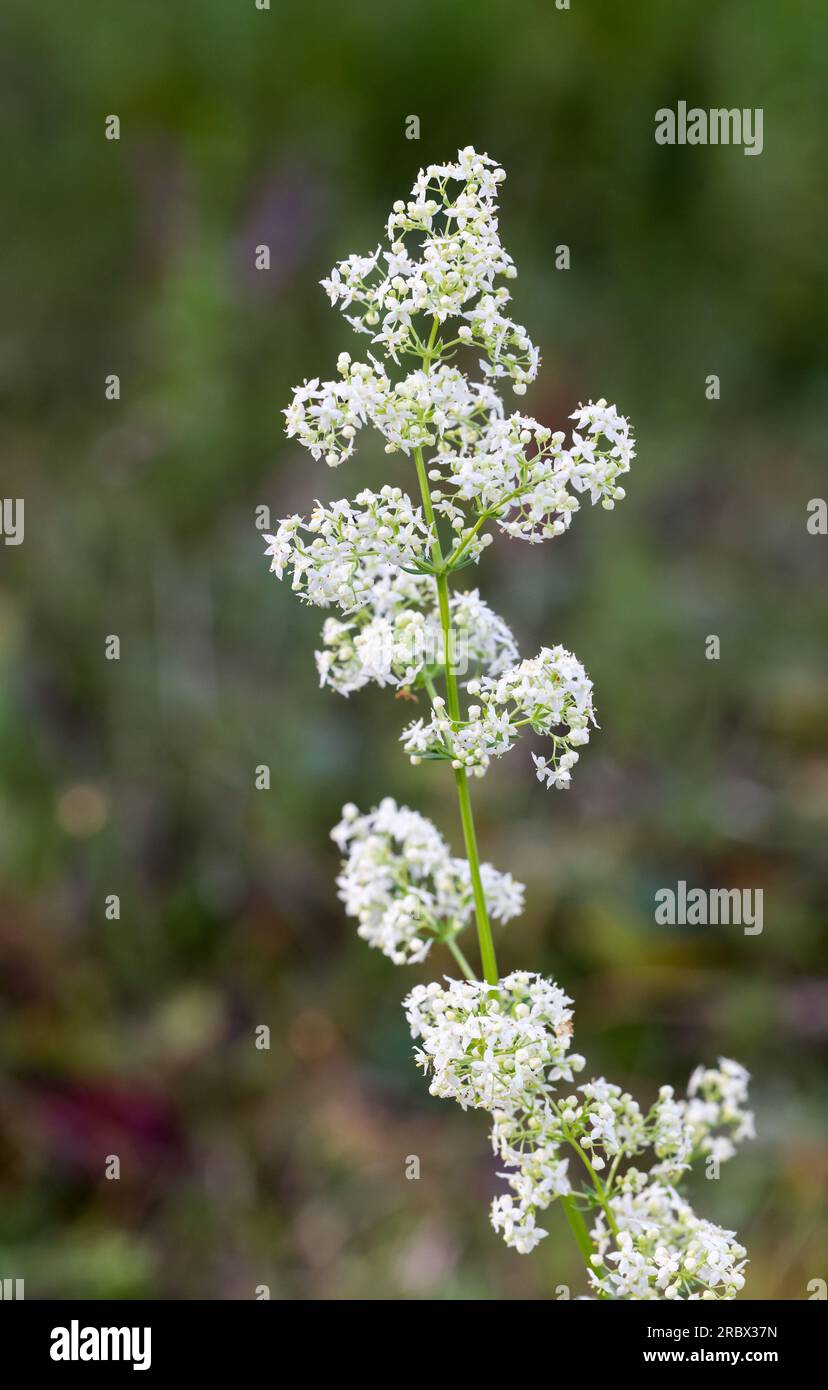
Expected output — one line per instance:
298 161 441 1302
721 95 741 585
0 0 826 1299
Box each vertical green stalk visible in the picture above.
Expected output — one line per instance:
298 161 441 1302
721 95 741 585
413 443 499 987
412 323 596 1283
453 764 499 985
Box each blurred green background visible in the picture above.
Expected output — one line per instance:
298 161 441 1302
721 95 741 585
1 0 826 1300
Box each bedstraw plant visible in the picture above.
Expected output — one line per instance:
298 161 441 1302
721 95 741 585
264 148 754 1299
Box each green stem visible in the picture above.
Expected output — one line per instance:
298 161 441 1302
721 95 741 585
561 1194 595 1266
413 445 499 987
564 1128 622 1242
411 319 500 990
445 936 476 981
605 1150 623 1197
443 485 525 572
412 317 594 1289
453 767 499 985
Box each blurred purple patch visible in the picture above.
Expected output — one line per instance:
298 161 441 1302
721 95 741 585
29 1078 183 1176
233 165 328 295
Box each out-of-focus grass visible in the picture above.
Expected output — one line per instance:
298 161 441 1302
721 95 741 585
0 0 826 1299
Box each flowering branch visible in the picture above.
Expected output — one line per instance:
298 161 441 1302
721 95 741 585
264 147 754 1298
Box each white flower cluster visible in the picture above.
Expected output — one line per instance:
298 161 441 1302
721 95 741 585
372 364 503 456
286 354 506 469
316 578 519 697
401 970 582 1253
490 1148 573 1255
589 1177 748 1300
401 645 595 787
431 399 635 546
400 975 755 1278
332 800 524 965
489 1101 577 1253
684 1057 756 1163
486 1059 754 1283
404 971 576 1109
264 152 753 1298
582 1058 756 1183
557 1061 754 1182
280 147 552 492
319 147 538 388
263 487 430 609
283 358 388 467
268 149 635 802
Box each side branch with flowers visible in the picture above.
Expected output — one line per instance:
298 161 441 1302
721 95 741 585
265 148 754 1298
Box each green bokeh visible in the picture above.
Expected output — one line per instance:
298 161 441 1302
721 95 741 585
0 0 826 1299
